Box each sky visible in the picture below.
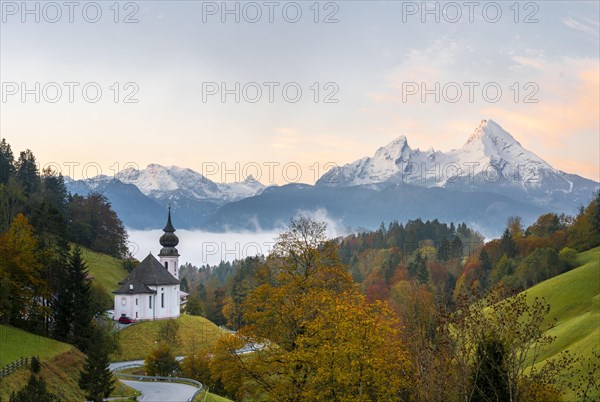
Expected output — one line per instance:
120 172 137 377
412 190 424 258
1 0 599 184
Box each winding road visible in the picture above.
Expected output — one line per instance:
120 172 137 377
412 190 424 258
109 359 198 402
120 380 197 402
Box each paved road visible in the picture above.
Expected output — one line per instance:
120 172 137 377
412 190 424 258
109 359 195 402
120 380 197 402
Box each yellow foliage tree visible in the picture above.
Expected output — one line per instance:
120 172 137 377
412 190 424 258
211 218 410 401
0 213 47 326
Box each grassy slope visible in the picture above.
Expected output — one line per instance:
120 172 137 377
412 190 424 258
0 337 86 401
0 325 73 367
524 247 600 399
112 314 229 361
0 247 130 401
80 246 128 293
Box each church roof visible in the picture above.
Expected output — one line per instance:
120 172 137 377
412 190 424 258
113 279 157 295
115 253 180 293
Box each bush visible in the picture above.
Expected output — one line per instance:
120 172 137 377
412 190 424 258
559 247 578 269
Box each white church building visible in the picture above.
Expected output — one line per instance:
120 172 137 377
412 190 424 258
113 208 181 321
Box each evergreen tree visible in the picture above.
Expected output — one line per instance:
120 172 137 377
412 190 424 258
437 237 450 261
0 177 26 231
451 235 463 258
70 247 94 352
78 339 115 402
408 252 429 284
54 246 94 351
180 277 189 293
15 149 40 197
9 358 59 402
0 138 15 185
479 249 492 272
471 337 509 402
499 229 518 258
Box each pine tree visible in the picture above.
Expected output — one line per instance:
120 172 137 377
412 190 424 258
15 149 40 197
0 138 15 185
471 337 509 402
499 229 518 258
69 246 94 352
54 246 94 351
78 340 115 402
437 237 450 261
408 252 429 284
451 235 463 258
9 359 59 402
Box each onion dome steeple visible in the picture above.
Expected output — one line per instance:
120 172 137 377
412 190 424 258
159 205 179 256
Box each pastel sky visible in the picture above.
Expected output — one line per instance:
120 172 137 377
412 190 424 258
1 1 598 184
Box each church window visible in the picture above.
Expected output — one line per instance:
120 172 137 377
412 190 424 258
149 295 153 309
165 261 168 269
161 292 165 308
136 298 138 306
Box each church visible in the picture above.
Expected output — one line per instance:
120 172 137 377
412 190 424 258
113 208 182 321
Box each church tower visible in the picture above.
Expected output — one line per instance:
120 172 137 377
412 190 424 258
158 206 179 279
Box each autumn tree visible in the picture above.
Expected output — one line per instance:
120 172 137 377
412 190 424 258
0 214 48 330
447 286 584 402
211 218 410 401
568 192 600 251
144 342 180 377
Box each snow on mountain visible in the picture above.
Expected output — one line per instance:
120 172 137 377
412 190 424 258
217 175 267 202
115 164 268 204
320 119 562 188
317 119 597 210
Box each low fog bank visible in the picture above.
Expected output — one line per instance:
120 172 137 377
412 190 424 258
127 209 352 266
127 229 281 267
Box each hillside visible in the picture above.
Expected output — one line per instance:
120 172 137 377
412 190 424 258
524 247 600 399
0 325 73 367
81 245 128 293
113 314 229 361
0 325 87 401
0 324 140 401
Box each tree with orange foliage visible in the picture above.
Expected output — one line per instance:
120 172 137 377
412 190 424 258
211 218 410 401
0 213 48 328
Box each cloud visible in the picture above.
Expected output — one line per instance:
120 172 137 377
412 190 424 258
292 208 350 238
364 39 600 181
562 16 599 38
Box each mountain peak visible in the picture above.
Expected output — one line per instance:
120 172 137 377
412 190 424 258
466 119 518 146
374 135 410 160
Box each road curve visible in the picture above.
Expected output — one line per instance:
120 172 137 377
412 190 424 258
109 359 197 402
120 379 197 402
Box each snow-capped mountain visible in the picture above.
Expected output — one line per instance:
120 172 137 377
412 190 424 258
115 164 268 205
66 164 270 229
65 119 597 234
317 119 597 211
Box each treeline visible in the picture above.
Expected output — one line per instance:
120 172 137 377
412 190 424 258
0 138 128 258
0 138 126 343
176 217 600 401
179 192 599 333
